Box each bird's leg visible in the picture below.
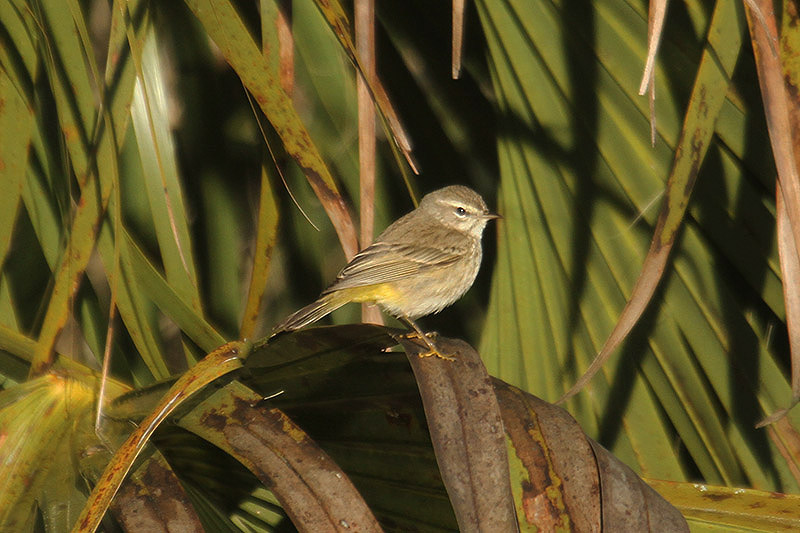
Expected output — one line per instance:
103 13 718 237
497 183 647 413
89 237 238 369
398 316 455 361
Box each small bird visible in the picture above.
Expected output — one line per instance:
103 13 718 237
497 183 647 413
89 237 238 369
272 185 499 358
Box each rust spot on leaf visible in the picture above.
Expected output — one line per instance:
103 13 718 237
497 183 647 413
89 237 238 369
786 0 800 27
704 492 733 502
201 410 228 431
522 485 560 528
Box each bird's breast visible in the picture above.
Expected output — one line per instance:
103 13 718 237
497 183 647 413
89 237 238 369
378 245 482 319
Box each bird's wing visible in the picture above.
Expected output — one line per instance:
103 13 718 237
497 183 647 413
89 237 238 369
322 242 462 293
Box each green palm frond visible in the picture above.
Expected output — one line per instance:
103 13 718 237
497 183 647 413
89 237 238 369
1 0 799 530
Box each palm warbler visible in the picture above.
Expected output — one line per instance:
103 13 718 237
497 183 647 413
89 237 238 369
272 185 499 358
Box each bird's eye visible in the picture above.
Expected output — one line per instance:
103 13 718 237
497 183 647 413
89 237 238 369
455 207 467 217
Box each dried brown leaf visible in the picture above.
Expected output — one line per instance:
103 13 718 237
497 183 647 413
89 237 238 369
452 0 466 79
109 454 204 533
746 0 800 426
400 336 517 532
494 380 688 532
178 380 383 533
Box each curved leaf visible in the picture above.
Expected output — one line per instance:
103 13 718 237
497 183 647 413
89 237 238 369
178 380 383 533
72 340 248 533
401 336 516 532
495 379 688 532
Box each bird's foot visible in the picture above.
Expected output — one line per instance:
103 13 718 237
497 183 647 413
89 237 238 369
402 331 455 361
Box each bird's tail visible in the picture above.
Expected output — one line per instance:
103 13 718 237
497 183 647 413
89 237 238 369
271 293 347 335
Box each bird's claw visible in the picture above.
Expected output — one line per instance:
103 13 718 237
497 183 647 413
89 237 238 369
402 331 455 361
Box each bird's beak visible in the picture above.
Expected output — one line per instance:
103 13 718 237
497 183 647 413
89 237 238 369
483 212 502 220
